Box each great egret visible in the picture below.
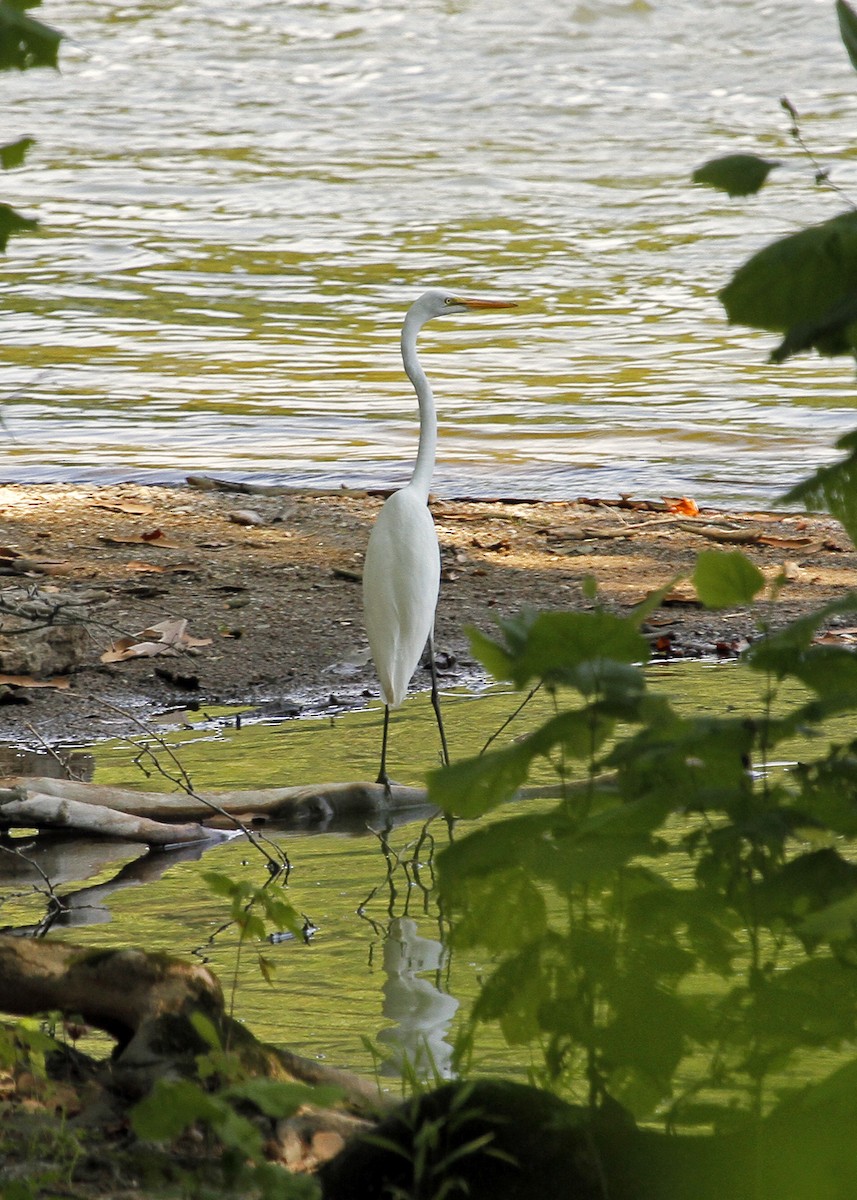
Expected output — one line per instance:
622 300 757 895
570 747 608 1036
363 288 518 785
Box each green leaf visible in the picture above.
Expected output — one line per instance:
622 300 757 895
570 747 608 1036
131 1077 224 1140
429 739 534 816
1 136 34 170
692 550 765 608
430 703 621 817
446 868 549 954
471 609 650 693
0 1 62 70
799 891 857 950
0 202 37 251
784 442 857 545
438 812 558 887
225 1079 341 1119
189 1010 223 1051
467 624 517 682
692 153 779 197
748 592 857 673
720 211 857 360
838 0 857 73
471 944 546 1042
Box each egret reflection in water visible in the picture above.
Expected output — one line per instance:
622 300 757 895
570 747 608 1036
377 916 459 1079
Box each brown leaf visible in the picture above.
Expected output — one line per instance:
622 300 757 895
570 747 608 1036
92 501 155 516
101 618 212 663
660 581 702 607
0 674 70 690
100 530 182 549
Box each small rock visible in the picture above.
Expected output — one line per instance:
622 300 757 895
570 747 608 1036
0 624 90 677
229 509 265 527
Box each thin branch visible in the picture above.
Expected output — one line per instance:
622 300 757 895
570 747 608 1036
100 700 289 875
780 95 857 208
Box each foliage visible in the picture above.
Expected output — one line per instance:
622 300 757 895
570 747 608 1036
0 0 60 71
688 0 857 547
429 550 857 1139
0 1015 90 1196
131 1013 335 1198
692 154 779 197
0 0 63 250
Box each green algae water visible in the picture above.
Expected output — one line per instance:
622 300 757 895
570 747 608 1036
2 660 852 1087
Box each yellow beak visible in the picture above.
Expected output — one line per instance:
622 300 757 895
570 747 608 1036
455 297 518 309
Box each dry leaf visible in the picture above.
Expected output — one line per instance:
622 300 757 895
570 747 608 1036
0 674 70 690
101 618 212 663
757 534 817 549
125 561 168 573
92 501 155 516
663 496 700 517
660 581 702 607
100 529 182 549
816 627 857 645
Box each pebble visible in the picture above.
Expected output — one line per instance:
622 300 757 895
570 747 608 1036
228 509 265 527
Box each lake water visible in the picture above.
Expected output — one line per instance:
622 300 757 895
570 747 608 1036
2 662 851 1088
2 0 857 506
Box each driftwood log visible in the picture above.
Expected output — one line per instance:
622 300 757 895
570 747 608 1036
0 775 432 844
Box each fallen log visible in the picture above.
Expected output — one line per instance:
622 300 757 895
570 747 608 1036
0 933 380 1110
0 791 226 846
0 777 435 843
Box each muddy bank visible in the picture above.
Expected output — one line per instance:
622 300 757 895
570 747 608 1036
0 479 854 746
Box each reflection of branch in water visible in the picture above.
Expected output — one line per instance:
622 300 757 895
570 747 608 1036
358 813 454 964
0 839 67 935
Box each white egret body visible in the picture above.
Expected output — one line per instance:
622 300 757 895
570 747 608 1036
363 288 517 783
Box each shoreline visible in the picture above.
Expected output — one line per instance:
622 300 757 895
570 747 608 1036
0 479 854 747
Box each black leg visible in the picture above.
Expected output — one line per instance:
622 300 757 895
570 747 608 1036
429 630 450 768
376 704 392 791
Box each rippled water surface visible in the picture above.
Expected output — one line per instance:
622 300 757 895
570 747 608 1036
3 0 857 504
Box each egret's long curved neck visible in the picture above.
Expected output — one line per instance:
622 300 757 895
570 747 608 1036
401 306 437 503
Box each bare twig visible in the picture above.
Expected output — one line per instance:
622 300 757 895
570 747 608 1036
780 95 857 208
100 699 289 875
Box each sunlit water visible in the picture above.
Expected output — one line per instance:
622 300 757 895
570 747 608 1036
1 662 850 1089
2 0 857 505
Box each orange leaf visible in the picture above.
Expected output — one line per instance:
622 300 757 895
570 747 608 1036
663 496 700 517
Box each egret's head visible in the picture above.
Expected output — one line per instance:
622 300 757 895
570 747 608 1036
417 288 518 318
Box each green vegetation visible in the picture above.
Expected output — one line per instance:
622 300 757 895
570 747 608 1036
430 563 857 1133
0 0 62 251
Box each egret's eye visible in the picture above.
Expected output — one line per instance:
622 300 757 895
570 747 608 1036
444 296 455 305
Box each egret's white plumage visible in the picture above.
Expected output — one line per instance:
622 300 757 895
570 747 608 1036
363 288 517 784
